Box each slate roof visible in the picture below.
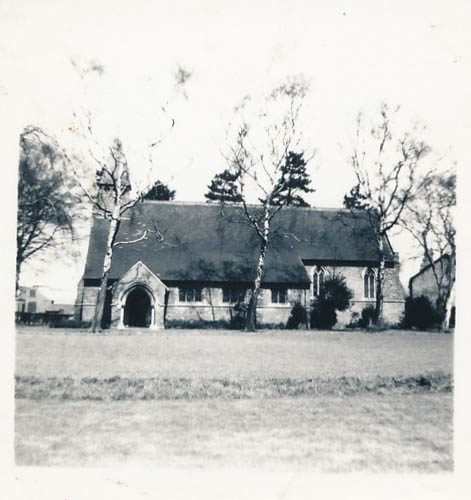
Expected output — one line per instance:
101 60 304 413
83 201 395 285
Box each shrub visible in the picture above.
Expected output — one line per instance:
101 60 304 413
403 295 438 330
286 302 307 329
310 301 337 329
310 275 353 330
165 319 231 329
229 314 245 329
49 320 91 329
230 301 248 330
359 304 377 328
258 322 286 330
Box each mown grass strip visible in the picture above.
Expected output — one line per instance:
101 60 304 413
15 372 452 401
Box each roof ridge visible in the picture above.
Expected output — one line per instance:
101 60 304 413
130 200 354 212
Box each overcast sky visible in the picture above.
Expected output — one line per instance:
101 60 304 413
2 0 469 303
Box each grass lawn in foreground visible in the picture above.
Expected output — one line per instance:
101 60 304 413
15 327 453 470
16 394 453 471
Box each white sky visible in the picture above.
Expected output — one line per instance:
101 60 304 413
1 0 470 303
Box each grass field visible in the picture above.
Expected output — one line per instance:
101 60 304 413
15 326 453 471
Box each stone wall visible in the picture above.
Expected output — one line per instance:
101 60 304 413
75 262 405 328
303 264 405 327
75 284 100 322
164 286 308 325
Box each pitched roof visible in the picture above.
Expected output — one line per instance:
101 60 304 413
408 254 451 284
83 201 395 285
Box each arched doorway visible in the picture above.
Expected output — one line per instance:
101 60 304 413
124 287 152 327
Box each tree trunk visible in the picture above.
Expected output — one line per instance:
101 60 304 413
15 258 22 295
245 285 261 332
245 206 270 332
90 214 121 333
375 235 385 327
245 239 267 332
441 256 456 331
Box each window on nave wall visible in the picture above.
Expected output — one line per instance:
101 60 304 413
364 268 376 299
312 267 325 297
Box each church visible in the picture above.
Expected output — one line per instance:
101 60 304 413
75 200 405 329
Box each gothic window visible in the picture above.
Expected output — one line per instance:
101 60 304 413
364 268 376 299
312 267 325 297
271 287 287 304
179 286 202 302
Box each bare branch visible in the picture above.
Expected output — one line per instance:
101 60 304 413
113 229 148 247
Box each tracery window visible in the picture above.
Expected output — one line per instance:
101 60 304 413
364 268 376 299
312 267 325 297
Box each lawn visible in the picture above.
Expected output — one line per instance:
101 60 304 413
15 326 453 379
15 326 453 471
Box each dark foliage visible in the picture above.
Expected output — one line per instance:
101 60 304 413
205 169 242 203
310 275 353 330
143 180 176 201
343 183 370 210
165 319 232 329
286 302 307 329
359 304 377 328
230 301 248 329
310 302 337 329
323 276 353 311
271 151 314 207
49 320 91 329
257 322 286 330
403 295 439 330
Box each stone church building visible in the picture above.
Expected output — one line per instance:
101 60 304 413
75 201 405 329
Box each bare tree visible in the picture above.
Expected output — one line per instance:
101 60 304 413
70 112 178 332
16 126 79 292
343 104 429 326
223 77 313 332
70 61 191 332
401 168 456 329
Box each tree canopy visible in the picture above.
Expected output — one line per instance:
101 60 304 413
223 77 312 331
144 180 176 201
342 103 429 326
401 168 456 327
271 151 314 207
204 169 242 203
16 126 76 290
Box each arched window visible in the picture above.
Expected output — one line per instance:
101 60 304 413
364 268 376 299
312 267 325 297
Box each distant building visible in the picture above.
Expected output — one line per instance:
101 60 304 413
75 201 405 329
409 254 455 327
16 286 54 314
409 254 454 306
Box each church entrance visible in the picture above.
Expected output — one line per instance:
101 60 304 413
124 287 151 327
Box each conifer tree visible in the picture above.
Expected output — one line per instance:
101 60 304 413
271 151 314 207
204 169 242 203
144 180 176 201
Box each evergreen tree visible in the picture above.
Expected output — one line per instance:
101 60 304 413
144 180 176 201
271 151 314 207
343 183 370 210
204 169 242 203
